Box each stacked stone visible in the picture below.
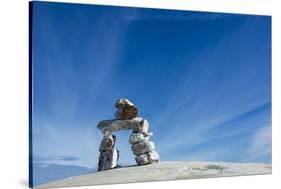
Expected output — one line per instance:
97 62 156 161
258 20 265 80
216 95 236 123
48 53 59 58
97 99 160 171
115 99 160 165
129 119 160 165
97 135 119 171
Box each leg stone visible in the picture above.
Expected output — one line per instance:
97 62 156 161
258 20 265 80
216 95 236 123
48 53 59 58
98 135 119 171
98 149 118 171
135 153 150 165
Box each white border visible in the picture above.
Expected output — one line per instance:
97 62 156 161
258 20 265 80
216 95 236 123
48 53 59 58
0 0 280 189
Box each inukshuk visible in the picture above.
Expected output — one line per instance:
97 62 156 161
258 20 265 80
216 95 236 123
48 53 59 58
97 99 160 171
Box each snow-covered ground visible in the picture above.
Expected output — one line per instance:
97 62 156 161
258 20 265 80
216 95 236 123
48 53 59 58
35 161 272 189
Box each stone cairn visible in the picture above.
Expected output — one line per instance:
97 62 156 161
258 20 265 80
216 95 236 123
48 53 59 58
97 99 160 171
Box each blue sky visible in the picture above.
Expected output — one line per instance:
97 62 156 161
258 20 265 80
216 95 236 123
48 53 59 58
31 2 271 184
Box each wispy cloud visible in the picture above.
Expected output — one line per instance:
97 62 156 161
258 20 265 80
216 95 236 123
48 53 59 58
58 155 81 161
34 155 82 164
32 117 102 168
246 125 272 161
156 103 271 162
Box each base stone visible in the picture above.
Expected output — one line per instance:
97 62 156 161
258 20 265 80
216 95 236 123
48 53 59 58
135 154 150 165
148 150 160 162
98 148 119 171
135 150 160 165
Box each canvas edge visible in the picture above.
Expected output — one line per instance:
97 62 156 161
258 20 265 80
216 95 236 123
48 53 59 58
29 1 34 188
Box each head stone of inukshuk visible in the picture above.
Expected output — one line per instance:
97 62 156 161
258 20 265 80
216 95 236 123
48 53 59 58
97 98 160 171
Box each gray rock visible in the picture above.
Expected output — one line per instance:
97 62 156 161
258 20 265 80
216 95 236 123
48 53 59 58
132 119 149 135
131 141 155 155
129 133 148 144
115 107 138 120
147 150 160 162
115 98 136 109
97 118 144 134
135 154 150 165
99 136 114 151
135 150 159 165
